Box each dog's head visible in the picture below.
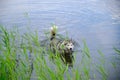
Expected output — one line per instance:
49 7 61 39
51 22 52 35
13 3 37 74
62 40 74 51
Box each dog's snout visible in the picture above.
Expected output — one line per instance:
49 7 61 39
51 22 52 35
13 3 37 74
70 48 72 50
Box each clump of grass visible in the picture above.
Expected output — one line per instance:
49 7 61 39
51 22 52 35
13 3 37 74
112 47 120 70
0 25 110 80
0 26 17 80
97 50 108 80
75 39 91 80
114 47 120 55
0 26 34 80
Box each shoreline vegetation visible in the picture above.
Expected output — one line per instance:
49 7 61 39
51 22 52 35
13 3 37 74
0 25 119 80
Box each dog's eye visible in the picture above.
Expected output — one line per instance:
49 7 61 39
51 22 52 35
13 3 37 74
67 44 70 46
64 43 67 45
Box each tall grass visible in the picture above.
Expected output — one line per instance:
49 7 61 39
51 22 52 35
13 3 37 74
0 26 109 80
0 26 17 80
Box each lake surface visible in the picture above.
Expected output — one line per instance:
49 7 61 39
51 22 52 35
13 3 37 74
0 0 120 80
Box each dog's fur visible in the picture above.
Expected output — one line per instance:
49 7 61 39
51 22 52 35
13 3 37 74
50 26 74 54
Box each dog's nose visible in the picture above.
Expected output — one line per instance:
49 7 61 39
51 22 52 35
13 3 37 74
70 48 72 50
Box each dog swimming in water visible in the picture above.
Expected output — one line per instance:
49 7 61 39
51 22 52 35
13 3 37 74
49 26 74 55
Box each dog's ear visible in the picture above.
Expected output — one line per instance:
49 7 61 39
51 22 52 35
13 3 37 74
63 41 67 45
70 38 74 43
71 38 72 41
64 43 67 45
64 42 67 45
71 39 75 45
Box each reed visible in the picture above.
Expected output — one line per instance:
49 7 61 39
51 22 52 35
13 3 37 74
0 26 110 80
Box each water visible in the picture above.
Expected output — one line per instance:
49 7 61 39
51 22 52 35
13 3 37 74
0 0 120 79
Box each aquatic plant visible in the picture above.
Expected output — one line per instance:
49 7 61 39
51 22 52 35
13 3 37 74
0 25 109 80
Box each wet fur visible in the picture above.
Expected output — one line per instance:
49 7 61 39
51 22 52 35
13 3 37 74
50 27 74 54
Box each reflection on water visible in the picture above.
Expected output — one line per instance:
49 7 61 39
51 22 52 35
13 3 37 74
0 0 120 79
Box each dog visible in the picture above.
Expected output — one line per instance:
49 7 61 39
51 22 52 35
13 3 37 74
49 26 74 55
